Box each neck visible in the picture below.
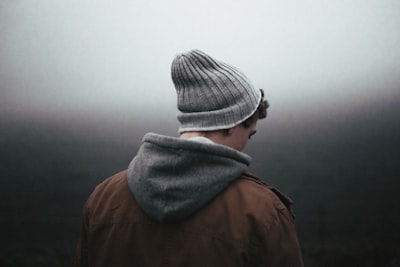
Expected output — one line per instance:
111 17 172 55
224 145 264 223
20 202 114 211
180 131 226 145
180 131 206 139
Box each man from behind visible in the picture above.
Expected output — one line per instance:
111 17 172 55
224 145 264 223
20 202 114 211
76 49 304 266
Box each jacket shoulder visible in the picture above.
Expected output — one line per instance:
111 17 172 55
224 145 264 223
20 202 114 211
239 172 295 218
89 170 127 195
85 170 132 212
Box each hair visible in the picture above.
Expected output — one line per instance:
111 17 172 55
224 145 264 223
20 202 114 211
242 89 269 128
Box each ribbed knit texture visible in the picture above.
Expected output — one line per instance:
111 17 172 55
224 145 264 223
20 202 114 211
171 50 262 133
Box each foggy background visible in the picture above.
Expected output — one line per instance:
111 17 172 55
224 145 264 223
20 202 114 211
1 0 399 266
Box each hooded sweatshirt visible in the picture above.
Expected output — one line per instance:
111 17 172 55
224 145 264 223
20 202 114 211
127 132 251 223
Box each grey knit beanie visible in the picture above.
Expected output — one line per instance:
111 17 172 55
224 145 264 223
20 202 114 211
171 49 262 134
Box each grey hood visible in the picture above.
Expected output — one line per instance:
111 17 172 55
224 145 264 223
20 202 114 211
127 133 251 223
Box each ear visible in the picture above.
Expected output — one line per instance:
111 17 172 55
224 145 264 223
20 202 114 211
226 125 238 136
221 128 233 136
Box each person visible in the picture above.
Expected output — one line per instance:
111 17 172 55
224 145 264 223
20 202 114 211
75 49 304 266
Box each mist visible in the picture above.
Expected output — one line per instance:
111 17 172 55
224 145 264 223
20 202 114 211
1 0 399 119
1 0 400 266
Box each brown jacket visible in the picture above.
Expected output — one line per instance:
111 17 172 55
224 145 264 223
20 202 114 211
76 170 303 267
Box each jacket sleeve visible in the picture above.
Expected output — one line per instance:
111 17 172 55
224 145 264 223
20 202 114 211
259 207 304 267
75 202 90 267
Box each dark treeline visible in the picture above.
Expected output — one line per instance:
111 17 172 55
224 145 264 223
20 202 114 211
0 95 399 266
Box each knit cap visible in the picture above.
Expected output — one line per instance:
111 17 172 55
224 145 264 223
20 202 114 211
171 49 262 134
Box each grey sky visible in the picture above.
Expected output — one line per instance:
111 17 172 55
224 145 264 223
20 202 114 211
1 0 399 121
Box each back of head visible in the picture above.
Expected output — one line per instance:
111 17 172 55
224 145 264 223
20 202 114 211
171 49 263 134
